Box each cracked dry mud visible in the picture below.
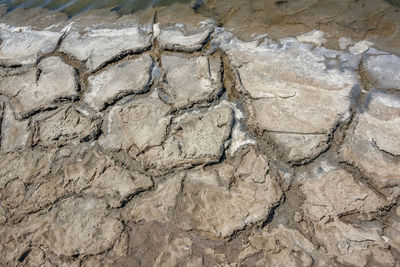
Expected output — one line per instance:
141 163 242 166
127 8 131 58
1 4 400 267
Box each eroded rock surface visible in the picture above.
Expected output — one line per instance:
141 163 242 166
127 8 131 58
59 26 152 71
100 92 172 154
0 17 399 266
179 148 282 238
161 54 222 108
0 24 62 66
342 91 400 201
85 54 153 111
221 37 358 162
155 22 213 52
0 56 78 117
139 101 234 171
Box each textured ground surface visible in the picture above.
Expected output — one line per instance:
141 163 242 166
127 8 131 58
1 1 400 266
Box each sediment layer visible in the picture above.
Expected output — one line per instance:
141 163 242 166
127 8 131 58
1 4 400 266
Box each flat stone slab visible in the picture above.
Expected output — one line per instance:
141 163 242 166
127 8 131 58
130 174 183 224
88 166 153 208
239 225 323 266
180 148 282 238
32 106 101 147
140 101 234 171
100 92 172 154
155 23 213 52
0 103 30 152
222 37 358 162
313 219 393 267
0 56 78 117
36 197 123 257
342 91 400 201
301 168 389 222
0 24 62 66
161 54 222 108
60 26 152 72
85 55 153 111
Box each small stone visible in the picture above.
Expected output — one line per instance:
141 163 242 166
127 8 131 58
296 30 327 46
338 37 353 50
349 40 373 55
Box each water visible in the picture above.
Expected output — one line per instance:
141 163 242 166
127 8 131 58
0 0 191 17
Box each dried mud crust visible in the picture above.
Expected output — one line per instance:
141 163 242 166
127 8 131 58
0 5 400 267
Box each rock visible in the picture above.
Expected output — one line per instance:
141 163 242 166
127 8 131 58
0 56 78 117
140 102 234 171
349 40 373 55
161 54 222 108
99 92 172 154
228 103 256 155
1 19 399 266
0 104 30 152
342 91 400 201
301 169 389 222
36 197 124 257
223 38 358 161
156 23 213 52
269 132 327 162
296 30 327 46
364 53 400 90
85 55 153 111
236 147 269 183
0 24 62 66
313 218 394 267
130 175 183 223
338 37 353 50
59 26 152 72
239 224 326 266
179 149 282 238
33 106 101 147
22 148 153 213
17 149 108 217
89 166 153 208
385 219 400 253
